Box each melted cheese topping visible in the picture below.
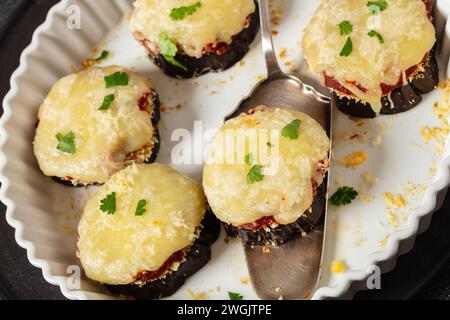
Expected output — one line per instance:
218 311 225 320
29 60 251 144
131 0 256 58
302 0 436 111
34 66 156 184
78 164 206 285
203 107 330 226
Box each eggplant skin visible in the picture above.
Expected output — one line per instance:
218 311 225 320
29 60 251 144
106 211 220 300
223 181 327 247
149 6 260 79
52 90 161 187
335 51 439 118
145 91 162 164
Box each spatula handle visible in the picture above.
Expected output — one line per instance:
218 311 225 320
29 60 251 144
258 0 283 78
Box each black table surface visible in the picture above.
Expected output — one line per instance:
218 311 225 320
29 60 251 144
0 0 450 300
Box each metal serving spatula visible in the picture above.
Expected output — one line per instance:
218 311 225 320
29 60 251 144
225 0 333 300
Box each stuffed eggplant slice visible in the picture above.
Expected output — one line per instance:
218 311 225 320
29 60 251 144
203 107 330 246
33 66 160 186
130 0 259 78
302 0 438 118
77 164 220 300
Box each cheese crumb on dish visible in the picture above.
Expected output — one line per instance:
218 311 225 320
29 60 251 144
383 193 406 208
421 127 449 144
203 106 330 226
131 0 256 58
438 81 449 90
269 0 283 27
353 234 368 246
403 181 427 197
420 80 450 154
359 193 374 203
188 290 209 300
359 172 379 201
428 166 437 176
330 260 346 274
387 211 400 227
34 66 157 185
360 172 380 188
337 151 367 169
78 164 205 285
379 235 390 248
371 135 383 148
302 0 435 111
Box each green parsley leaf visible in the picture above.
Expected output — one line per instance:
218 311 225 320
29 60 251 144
160 33 178 57
228 291 244 300
247 165 264 184
245 153 254 166
55 132 76 154
104 71 129 88
330 186 358 206
339 37 353 57
100 192 117 215
170 2 201 21
164 55 188 71
281 119 301 140
98 94 115 110
367 0 388 15
84 51 110 67
159 33 187 71
368 30 384 44
92 50 110 62
339 21 353 35
135 199 147 216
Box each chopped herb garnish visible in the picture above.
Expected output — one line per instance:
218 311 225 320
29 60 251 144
330 186 358 206
282 119 301 140
245 153 254 166
84 50 110 67
99 94 115 110
56 132 76 154
339 37 353 57
228 291 244 300
339 21 353 35
164 55 186 70
100 192 116 215
267 142 273 148
92 50 110 62
159 33 187 71
247 165 264 184
104 71 129 88
368 30 384 44
367 0 388 15
170 2 201 21
135 199 147 216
